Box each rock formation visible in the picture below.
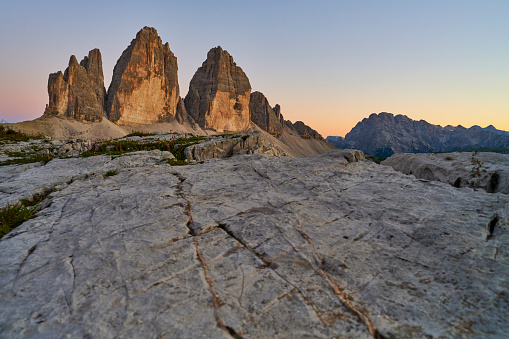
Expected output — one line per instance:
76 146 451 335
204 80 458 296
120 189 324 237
327 112 509 157
383 151 509 194
249 92 285 137
184 47 251 132
44 49 105 122
106 27 179 125
184 131 287 161
286 120 324 140
1 149 508 338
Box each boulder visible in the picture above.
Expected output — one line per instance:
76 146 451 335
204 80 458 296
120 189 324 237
106 27 179 125
382 152 509 194
44 49 105 122
184 132 287 162
184 47 251 132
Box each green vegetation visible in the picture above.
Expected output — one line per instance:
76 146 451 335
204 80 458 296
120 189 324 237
0 189 53 239
438 147 509 154
0 154 53 167
0 125 43 142
168 158 188 166
0 204 38 238
82 135 206 161
373 147 394 158
105 169 118 177
124 131 158 138
366 156 387 164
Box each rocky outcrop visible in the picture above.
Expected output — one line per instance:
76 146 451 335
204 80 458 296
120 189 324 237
184 47 251 132
249 92 284 137
286 120 324 140
106 27 179 125
184 132 287 161
44 49 105 122
328 112 509 157
383 152 509 194
1 149 508 338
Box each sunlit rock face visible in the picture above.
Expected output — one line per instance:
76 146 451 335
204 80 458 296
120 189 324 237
45 49 105 122
106 27 179 125
249 91 285 137
185 47 251 132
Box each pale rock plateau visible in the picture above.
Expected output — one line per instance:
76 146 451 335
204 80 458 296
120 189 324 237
0 147 508 338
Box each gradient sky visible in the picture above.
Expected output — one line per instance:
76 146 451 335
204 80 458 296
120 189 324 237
0 0 507 137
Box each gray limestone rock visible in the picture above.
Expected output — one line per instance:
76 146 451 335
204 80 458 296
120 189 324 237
382 152 509 194
0 149 508 338
184 132 288 162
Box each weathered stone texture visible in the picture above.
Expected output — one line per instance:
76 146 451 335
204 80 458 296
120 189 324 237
383 151 509 194
184 132 287 162
184 47 251 132
1 150 508 338
44 49 105 122
106 27 179 125
249 91 284 137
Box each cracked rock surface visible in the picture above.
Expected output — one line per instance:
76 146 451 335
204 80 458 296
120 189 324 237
1 150 508 338
383 152 509 194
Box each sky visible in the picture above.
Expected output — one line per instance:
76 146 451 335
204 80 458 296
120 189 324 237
0 0 507 137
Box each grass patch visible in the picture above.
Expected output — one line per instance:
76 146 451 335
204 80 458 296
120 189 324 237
0 204 38 238
81 136 207 161
105 169 118 177
0 154 53 167
0 125 43 142
168 158 188 166
0 189 54 238
124 131 158 138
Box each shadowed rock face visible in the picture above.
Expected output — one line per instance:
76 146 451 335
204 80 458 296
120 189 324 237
286 120 324 140
106 27 179 125
44 49 105 122
328 112 509 157
249 92 284 137
184 47 251 132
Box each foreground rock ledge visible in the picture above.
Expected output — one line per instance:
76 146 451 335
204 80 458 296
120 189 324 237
0 150 508 338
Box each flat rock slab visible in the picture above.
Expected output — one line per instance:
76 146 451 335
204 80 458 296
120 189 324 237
0 150 508 338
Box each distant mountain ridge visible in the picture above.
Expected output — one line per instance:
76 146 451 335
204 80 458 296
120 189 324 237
327 112 509 157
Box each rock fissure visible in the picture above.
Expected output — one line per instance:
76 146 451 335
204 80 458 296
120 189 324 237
193 237 243 339
12 244 38 291
171 171 196 236
290 213 382 339
487 215 499 240
216 223 363 329
170 170 243 338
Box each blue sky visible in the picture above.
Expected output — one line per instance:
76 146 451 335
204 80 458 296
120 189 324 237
1 0 508 136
